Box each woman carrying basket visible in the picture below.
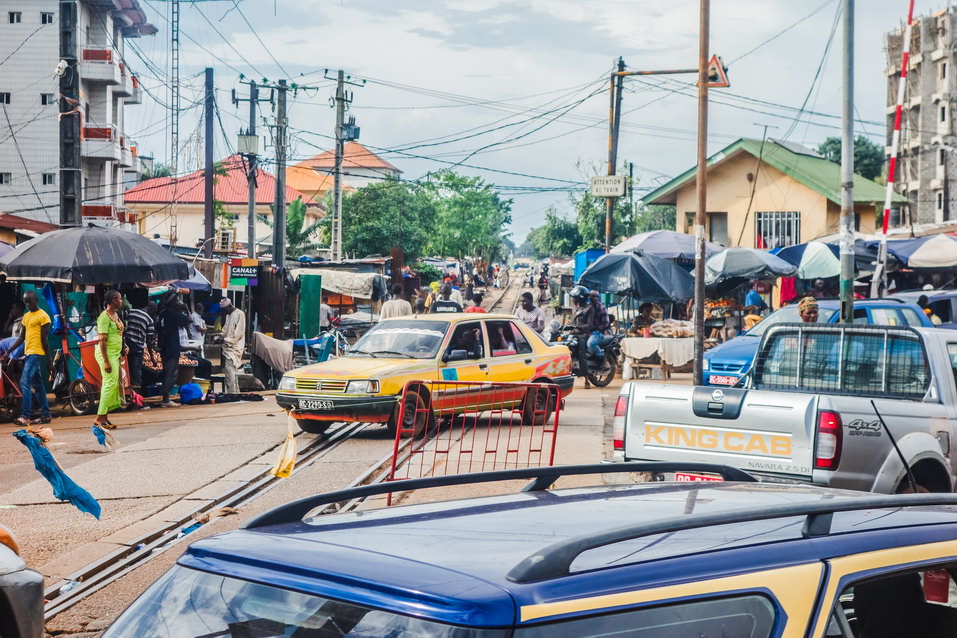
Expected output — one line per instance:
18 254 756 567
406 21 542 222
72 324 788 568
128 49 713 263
93 290 126 428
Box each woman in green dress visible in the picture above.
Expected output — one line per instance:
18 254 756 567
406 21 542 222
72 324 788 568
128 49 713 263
94 290 126 427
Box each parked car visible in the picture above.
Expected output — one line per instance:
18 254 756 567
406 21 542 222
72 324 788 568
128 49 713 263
619 323 957 494
277 314 574 435
103 463 957 638
889 289 957 329
703 298 932 386
0 524 43 638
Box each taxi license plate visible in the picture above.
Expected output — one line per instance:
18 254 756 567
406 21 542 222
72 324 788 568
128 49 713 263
708 375 737 386
299 399 334 411
674 472 723 482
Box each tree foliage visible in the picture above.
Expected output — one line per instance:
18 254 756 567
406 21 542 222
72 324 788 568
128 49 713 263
527 209 581 258
341 178 435 261
816 135 884 180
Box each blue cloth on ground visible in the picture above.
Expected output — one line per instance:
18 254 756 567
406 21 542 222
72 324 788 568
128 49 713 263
179 382 203 405
13 429 101 518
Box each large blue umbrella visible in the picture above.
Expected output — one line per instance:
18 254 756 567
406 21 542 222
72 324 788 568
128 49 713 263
611 230 723 260
870 234 957 268
578 252 694 301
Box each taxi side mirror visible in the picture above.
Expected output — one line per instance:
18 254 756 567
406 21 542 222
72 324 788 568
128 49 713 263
444 349 470 363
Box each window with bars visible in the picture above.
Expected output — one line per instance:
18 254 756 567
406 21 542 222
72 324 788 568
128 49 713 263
754 211 800 249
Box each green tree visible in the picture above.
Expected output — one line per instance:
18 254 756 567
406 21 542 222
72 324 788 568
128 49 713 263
816 135 884 180
632 204 676 234
141 162 173 180
258 196 324 257
341 178 436 261
527 209 581 258
423 171 513 262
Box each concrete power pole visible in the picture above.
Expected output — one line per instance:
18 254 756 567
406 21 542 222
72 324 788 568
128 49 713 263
604 57 625 253
203 67 214 258
234 80 269 258
332 70 345 262
838 0 855 323
272 80 288 267
58 0 81 227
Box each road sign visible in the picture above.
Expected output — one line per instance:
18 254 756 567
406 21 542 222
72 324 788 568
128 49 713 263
707 55 730 88
590 175 626 197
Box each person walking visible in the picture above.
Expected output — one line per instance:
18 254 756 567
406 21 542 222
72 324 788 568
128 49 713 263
94 291 125 428
380 284 413 319
124 300 155 391
157 297 189 407
220 298 246 394
4 291 52 425
430 284 463 313
516 292 546 332
465 293 486 313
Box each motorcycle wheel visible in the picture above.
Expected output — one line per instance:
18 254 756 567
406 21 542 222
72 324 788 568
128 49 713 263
587 355 617 387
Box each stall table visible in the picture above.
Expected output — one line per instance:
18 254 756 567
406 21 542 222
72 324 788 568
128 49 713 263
621 337 695 380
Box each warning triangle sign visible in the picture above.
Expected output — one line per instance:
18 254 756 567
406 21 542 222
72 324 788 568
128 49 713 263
707 55 730 88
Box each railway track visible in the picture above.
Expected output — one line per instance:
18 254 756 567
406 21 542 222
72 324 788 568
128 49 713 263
43 420 381 620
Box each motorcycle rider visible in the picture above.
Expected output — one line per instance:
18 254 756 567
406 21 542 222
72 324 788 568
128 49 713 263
587 290 610 359
568 285 597 388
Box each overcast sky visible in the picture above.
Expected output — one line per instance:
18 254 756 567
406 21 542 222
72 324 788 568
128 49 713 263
127 0 952 243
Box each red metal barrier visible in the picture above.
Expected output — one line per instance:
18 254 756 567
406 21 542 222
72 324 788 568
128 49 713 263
387 380 561 490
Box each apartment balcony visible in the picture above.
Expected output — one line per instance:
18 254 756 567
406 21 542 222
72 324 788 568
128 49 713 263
81 126 120 162
127 76 142 104
78 48 120 84
114 64 133 97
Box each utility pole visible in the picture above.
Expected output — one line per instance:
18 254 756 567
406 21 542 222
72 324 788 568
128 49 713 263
272 79 288 267
604 57 625 252
838 0 855 322
234 80 270 258
323 70 364 261
58 0 81 227
203 67 214 258
693 0 710 385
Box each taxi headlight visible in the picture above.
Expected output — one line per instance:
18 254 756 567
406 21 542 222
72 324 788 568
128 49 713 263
347 380 379 394
278 376 297 391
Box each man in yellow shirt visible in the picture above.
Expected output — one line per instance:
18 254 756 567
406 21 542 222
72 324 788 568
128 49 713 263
3 290 52 425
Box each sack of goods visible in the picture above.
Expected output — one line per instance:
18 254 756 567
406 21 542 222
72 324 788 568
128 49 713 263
650 319 695 338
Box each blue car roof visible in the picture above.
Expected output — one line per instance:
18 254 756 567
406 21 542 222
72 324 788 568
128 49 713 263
179 482 957 628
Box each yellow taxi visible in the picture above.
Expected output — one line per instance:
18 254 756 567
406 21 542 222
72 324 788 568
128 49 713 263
276 313 574 435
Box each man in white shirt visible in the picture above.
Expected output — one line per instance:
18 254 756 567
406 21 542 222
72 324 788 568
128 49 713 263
380 284 413 320
219 298 246 393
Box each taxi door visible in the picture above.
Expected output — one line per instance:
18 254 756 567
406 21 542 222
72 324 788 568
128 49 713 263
483 319 538 407
436 321 490 415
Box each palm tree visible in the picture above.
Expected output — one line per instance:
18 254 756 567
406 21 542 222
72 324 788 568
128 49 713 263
258 196 326 258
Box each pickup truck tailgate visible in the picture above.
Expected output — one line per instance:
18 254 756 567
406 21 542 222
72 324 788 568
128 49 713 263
624 384 817 479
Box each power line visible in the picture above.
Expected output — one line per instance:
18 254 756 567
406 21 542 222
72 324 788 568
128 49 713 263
1 105 53 223
728 0 837 65
230 0 290 77
0 23 51 68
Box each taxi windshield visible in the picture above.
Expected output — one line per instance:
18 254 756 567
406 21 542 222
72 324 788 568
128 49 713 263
103 567 506 638
347 320 449 359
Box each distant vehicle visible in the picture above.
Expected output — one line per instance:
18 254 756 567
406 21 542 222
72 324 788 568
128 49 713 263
889 290 957 329
104 463 957 638
704 299 932 386
0 524 43 638
620 324 957 494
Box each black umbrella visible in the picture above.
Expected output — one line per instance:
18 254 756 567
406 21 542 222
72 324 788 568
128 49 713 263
578 251 694 302
0 224 188 284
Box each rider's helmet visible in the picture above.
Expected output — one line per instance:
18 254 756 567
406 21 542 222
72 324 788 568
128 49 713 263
569 285 590 305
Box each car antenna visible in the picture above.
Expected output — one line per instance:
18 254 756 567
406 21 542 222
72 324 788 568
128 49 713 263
870 399 918 493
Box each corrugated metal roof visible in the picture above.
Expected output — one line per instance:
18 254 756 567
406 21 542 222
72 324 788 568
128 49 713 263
0 213 59 234
124 155 322 207
644 138 904 207
293 141 400 173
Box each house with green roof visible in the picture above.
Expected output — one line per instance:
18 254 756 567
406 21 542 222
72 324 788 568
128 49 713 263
643 138 903 248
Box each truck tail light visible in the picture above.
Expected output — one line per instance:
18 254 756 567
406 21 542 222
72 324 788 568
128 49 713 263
613 396 627 451
814 410 843 470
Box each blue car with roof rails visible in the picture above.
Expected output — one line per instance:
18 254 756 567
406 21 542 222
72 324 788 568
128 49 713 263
704 298 932 386
104 463 957 638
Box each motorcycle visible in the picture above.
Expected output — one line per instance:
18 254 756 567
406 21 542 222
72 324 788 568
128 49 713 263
550 325 622 387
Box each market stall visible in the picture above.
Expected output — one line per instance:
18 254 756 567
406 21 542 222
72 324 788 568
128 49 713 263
620 319 695 380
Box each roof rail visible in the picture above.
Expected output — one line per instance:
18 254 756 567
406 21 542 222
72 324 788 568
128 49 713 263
242 462 756 529
506 492 957 583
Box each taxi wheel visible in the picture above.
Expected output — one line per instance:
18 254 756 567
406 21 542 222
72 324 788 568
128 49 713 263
295 418 331 435
387 390 432 439
521 386 556 426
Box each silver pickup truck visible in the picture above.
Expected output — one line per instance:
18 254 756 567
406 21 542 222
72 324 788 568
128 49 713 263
616 323 957 493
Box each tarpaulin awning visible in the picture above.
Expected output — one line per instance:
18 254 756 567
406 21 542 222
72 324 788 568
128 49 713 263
291 268 388 300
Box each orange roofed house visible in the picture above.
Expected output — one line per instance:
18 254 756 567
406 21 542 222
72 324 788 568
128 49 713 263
286 141 401 202
124 155 324 252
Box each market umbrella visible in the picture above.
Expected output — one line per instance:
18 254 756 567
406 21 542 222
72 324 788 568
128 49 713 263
578 251 694 302
611 230 723 260
776 240 899 278
0 224 188 284
874 234 957 268
0 242 14 260
704 247 796 286
173 264 212 291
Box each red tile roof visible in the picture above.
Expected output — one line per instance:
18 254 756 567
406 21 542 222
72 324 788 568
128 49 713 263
0 213 59 234
124 155 322 207
293 141 400 173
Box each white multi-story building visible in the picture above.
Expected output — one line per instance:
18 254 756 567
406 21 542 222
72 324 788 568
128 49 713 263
0 0 154 229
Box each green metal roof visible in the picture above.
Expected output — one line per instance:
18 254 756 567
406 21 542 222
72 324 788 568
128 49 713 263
643 138 904 206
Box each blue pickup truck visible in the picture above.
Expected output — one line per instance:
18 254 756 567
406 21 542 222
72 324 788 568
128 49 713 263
704 299 932 386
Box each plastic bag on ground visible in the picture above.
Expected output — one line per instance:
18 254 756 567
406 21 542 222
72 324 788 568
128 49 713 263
270 414 297 479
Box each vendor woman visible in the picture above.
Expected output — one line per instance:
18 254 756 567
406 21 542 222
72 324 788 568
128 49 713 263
94 290 126 428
